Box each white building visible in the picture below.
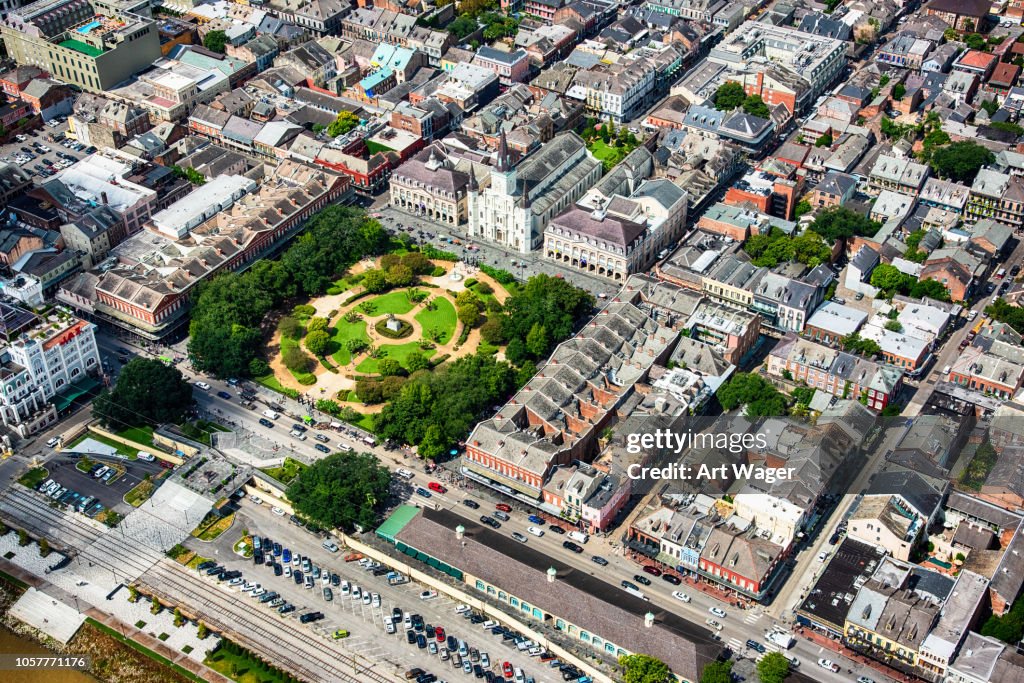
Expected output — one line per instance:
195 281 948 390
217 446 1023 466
150 175 258 238
0 303 100 437
466 131 601 253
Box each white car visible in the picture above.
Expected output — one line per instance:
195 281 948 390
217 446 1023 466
708 606 727 618
817 551 829 563
818 659 839 673
271 506 285 516
672 591 691 603
340 581 350 596
371 593 381 608
45 437 60 448
249 494 263 505
194 381 211 391
454 604 471 614
396 468 414 479
526 526 544 537
419 590 438 600
362 591 372 605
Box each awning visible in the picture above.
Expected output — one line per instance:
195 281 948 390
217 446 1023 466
52 376 101 412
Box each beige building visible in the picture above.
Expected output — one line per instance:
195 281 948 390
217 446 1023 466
0 0 160 93
389 144 480 227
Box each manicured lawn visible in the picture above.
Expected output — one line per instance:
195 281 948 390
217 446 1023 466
414 297 457 344
253 372 286 393
330 318 369 366
180 420 230 446
261 458 306 485
85 619 205 683
364 290 414 315
587 138 638 171
366 140 394 155
355 343 436 374
18 467 48 489
117 425 155 447
192 512 235 541
205 643 292 683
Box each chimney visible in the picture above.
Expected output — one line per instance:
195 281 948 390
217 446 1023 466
547 567 557 583
644 612 655 628
101 191 108 205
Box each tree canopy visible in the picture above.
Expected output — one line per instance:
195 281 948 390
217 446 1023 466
286 452 392 531
810 206 881 243
930 141 995 184
985 297 1024 334
717 372 788 416
618 654 671 683
699 661 733 683
202 30 227 54
327 111 361 138
188 206 387 378
495 273 594 366
756 652 790 683
374 354 516 458
870 264 951 301
743 229 830 268
93 358 193 428
713 82 746 110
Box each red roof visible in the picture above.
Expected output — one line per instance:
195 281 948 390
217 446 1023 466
957 50 997 70
990 62 1021 86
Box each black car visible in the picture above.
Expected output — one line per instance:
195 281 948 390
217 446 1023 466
473 664 484 678
746 639 766 654
293 570 303 584
547 525 566 535
314 444 330 454
447 635 457 651
416 634 427 649
562 541 584 553
273 563 283 576
621 580 639 591
273 542 282 556
278 603 295 614
591 555 609 566
469 614 485 624
661 573 681 585
479 515 501 529
331 573 340 586
393 607 403 621
828 532 841 545
204 564 222 575
197 560 216 571
463 499 480 509
417 674 437 683
633 575 651 586
407 629 417 644
259 418 275 428
299 611 324 623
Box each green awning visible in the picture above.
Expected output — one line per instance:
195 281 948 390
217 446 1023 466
375 505 421 543
52 376 101 411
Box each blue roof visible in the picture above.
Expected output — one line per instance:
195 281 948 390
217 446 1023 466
359 67 394 93
371 43 416 72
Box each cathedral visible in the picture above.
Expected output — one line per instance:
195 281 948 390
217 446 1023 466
466 130 602 254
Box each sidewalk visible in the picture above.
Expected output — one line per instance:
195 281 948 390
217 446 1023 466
797 625 920 683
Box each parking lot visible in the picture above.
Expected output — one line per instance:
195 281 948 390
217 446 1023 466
45 453 164 511
2 118 93 180
188 501 560 682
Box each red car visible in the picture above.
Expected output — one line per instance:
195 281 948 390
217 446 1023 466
435 626 445 642
427 481 447 494
642 565 663 577
503 662 514 678
495 503 512 512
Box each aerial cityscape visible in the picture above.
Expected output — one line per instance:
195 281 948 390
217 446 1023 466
0 0 1022 682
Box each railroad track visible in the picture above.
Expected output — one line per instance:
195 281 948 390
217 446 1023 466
141 560 400 683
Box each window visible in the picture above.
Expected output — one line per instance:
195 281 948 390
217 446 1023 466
475 580 485 591
581 631 590 642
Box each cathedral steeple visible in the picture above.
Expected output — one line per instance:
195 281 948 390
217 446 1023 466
496 128 512 172
467 164 478 193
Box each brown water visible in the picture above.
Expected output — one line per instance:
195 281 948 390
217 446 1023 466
0 626 97 683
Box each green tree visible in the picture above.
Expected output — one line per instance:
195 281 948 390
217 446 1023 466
458 304 480 329
885 320 903 332
980 98 1000 116
892 83 906 100
203 30 227 54
525 322 550 358
285 452 392 531
93 358 193 429
128 586 139 603
448 14 479 39
870 263 911 293
307 317 329 333
315 399 340 415
406 352 430 373
378 358 402 377
757 652 790 683
38 538 50 557
151 595 162 615
480 318 506 344
964 31 985 50
385 264 414 287
304 329 331 356
362 269 388 293
172 165 206 186
278 316 301 339
742 95 771 119
794 200 812 218
911 278 951 302
174 607 185 628
618 654 671 683
346 338 369 355
197 622 209 639
327 111 361 137
930 141 995 183
717 372 788 416
815 132 833 147
699 660 733 683
282 346 313 373
713 81 746 110
810 206 881 242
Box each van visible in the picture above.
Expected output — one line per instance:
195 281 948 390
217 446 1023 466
567 531 589 544
396 468 414 479
137 451 154 462
94 465 109 479
338 443 353 452
262 410 280 420
290 430 307 440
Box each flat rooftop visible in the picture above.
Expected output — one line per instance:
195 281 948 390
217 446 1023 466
59 38 104 57
797 537 887 632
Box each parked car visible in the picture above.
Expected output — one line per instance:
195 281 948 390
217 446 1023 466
463 499 480 509
562 541 583 553
633 575 651 586
708 606 727 618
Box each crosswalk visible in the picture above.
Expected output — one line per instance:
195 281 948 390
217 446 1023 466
743 608 764 625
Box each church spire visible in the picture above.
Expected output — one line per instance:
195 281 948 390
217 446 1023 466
467 164 478 192
496 128 511 172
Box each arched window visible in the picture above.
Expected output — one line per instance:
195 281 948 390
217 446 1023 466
475 580 485 591
605 643 616 654
555 619 565 630
580 631 590 642
532 608 542 619
521 602 531 613
498 591 507 602
510 598 519 607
